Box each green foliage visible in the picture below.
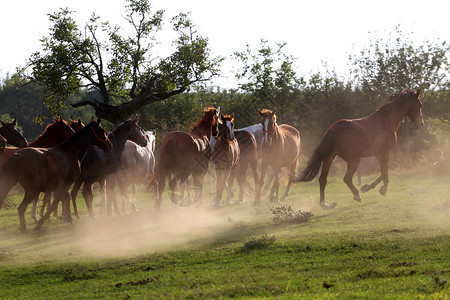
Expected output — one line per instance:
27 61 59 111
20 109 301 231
350 25 450 100
17 0 222 121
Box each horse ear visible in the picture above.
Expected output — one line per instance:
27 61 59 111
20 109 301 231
220 113 224 120
416 89 421 97
217 106 221 117
231 113 234 119
59 116 63 122
97 118 102 125
258 110 263 117
272 108 277 115
77 118 82 124
12 118 17 126
91 116 95 123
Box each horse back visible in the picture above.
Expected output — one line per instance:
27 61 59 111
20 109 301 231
278 124 301 166
159 131 211 174
235 130 258 164
330 118 395 159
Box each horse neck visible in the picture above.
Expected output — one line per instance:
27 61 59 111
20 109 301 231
376 101 411 131
110 122 133 152
59 126 95 160
29 131 58 148
191 120 213 140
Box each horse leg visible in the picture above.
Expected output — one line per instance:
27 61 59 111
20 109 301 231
256 162 268 204
280 161 298 202
58 190 72 224
319 155 337 209
269 166 281 203
226 170 236 204
214 169 227 207
360 154 389 196
18 190 39 232
70 176 83 219
178 174 189 206
82 181 95 219
35 192 63 230
31 198 39 223
192 172 206 207
343 159 362 202
155 171 166 210
249 160 259 203
130 183 137 212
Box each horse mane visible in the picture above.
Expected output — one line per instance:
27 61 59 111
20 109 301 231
376 89 415 116
221 114 234 122
190 107 216 132
259 109 277 125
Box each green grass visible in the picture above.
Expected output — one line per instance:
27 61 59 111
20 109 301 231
0 168 449 299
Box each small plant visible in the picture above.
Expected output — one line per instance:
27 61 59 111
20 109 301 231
269 204 312 224
240 234 276 252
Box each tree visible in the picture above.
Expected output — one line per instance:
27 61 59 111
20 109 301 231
349 26 450 100
233 39 303 123
16 0 222 124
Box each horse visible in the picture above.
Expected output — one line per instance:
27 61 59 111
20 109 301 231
257 109 301 203
70 118 147 218
225 129 259 204
211 114 240 206
0 118 112 232
33 118 85 220
115 131 156 213
1 116 75 171
294 89 424 209
155 107 220 209
0 118 28 148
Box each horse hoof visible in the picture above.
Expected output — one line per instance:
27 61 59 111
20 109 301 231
353 194 362 202
320 202 337 209
360 184 370 193
379 186 387 196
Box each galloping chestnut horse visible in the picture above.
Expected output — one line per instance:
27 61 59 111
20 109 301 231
0 118 112 232
294 89 424 209
211 114 240 206
257 109 301 203
155 107 220 209
0 118 28 148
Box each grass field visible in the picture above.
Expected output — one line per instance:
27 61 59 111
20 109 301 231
0 165 449 299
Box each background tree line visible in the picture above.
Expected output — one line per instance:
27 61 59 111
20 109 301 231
0 0 449 172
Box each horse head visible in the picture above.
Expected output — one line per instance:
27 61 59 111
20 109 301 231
259 108 277 145
406 89 424 129
127 117 148 147
202 106 221 138
0 118 28 148
218 113 235 141
89 117 112 153
69 118 85 132
47 116 75 141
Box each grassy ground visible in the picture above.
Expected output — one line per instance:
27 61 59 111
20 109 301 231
0 166 449 299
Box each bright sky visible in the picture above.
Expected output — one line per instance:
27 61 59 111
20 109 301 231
1 0 448 88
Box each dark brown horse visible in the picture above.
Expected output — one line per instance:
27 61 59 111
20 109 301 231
224 129 259 204
155 107 220 209
0 118 112 232
0 118 28 148
257 109 301 203
211 114 240 206
294 89 424 209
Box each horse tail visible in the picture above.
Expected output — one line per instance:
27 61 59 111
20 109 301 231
296 129 336 182
0 154 21 209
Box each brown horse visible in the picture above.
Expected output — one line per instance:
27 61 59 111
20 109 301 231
294 89 424 209
0 118 28 148
0 118 112 232
257 109 301 203
211 114 240 206
155 107 220 209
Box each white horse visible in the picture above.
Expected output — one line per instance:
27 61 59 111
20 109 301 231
116 131 156 213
